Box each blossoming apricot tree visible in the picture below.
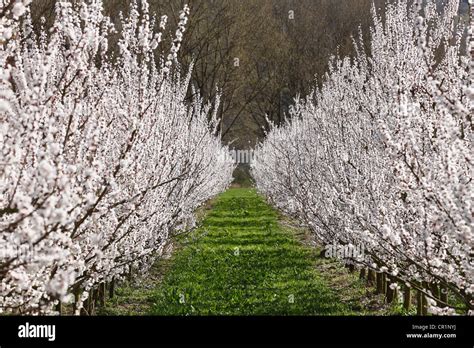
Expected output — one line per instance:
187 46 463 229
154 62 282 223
252 0 473 314
0 0 234 314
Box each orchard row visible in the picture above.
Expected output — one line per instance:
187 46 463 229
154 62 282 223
252 0 473 314
0 0 234 314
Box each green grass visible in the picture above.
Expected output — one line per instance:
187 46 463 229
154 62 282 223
101 188 392 315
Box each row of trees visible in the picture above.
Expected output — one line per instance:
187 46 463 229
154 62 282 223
26 0 389 147
252 0 473 314
0 0 234 314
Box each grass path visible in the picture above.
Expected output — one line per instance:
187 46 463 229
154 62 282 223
102 188 389 315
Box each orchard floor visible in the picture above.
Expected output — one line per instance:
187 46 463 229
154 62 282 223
100 188 399 315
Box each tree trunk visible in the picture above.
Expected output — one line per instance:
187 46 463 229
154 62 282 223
376 272 384 294
55 300 63 315
422 293 428 315
416 289 423 315
403 285 411 311
80 297 89 316
367 269 376 286
109 278 115 299
99 282 106 307
359 268 366 279
72 288 80 314
386 277 395 303
421 282 429 315
430 283 440 306
88 289 96 315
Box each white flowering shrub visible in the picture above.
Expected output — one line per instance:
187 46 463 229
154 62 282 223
252 0 473 314
0 0 234 314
